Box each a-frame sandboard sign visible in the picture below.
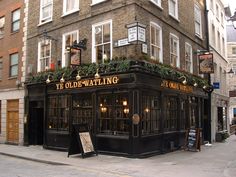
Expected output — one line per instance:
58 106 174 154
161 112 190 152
68 124 97 158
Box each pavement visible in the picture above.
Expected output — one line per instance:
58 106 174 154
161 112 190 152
1 136 236 177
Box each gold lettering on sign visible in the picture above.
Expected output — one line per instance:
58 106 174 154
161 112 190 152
55 76 120 90
161 80 193 93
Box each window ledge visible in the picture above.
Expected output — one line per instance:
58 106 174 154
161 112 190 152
8 76 17 80
90 0 109 6
195 33 203 40
169 14 180 22
61 9 80 18
38 20 53 27
149 0 163 10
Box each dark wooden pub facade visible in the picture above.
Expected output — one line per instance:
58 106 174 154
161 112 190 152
25 61 209 157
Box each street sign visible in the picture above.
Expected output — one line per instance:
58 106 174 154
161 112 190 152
213 82 220 89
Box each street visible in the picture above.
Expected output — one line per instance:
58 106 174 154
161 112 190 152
1 136 236 177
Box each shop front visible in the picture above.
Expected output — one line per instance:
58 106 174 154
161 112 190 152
25 61 209 157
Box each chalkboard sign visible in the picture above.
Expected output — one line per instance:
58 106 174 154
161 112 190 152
184 128 201 151
68 124 97 158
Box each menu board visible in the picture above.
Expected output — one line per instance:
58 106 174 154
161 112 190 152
185 128 201 151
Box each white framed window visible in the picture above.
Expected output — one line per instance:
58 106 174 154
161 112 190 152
92 0 106 5
150 22 163 63
40 0 53 24
63 0 79 16
194 4 202 38
169 33 179 68
0 16 5 38
185 42 193 73
12 9 20 32
10 53 19 77
62 30 79 67
38 39 51 72
92 20 112 63
150 0 162 8
168 0 178 19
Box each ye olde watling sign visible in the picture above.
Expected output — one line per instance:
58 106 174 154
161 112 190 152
56 76 119 90
161 80 193 93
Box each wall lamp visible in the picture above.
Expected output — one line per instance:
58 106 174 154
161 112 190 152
76 71 81 80
60 73 65 83
179 76 187 85
94 68 100 78
203 85 214 93
227 68 234 77
46 74 52 84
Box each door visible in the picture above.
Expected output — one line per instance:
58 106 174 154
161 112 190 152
7 100 19 144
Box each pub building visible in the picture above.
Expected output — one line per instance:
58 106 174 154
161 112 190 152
25 60 210 157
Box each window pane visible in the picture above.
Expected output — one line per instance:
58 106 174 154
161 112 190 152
11 54 18 65
95 26 102 45
13 9 20 21
11 65 18 76
42 5 51 19
103 23 110 43
12 21 20 31
96 45 103 64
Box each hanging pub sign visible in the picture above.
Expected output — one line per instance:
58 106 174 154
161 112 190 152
198 53 214 74
127 22 146 43
70 48 81 66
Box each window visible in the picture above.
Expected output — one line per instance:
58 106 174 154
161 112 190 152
92 20 112 63
217 31 220 50
168 0 178 19
10 53 18 77
12 9 20 32
40 0 53 24
92 0 106 5
141 92 161 135
211 24 215 46
150 0 162 7
98 92 129 136
170 33 179 67
232 47 236 55
194 4 202 38
216 4 219 20
0 16 5 38
63 0 79 15
38 39 51 72
150 22 162 62
48 95 70 131
189 96 198 128
233 64 236 75
62 30 79 67
222 37 225 56
0 57 2 80
221 12 224 25
185 43 193 73
164 96 177 131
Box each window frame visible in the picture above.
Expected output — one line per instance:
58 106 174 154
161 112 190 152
62 30 79 67
0 57 2 80
11 8 21 33
92 19 112 63
0 16 5 38
185 42 193 73
168 0 178 20
37 39 52 72
91 0 107 5
194 4 202 38
169 33 180 68
149 0 162 8
63 0 80 16
9 53 19 78
150 22 163 63
164 96 178 132
39 0 53 25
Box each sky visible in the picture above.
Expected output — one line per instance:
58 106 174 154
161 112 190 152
225 0 236 14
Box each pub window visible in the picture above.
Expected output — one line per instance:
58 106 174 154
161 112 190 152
92 20 112 64
164 96 177 131
38 39 51 72
179 99 187 130
47 95 70 131
9 53 18 77
11 9 20 32
141 93 161 135
98 93 129 136
189 96 197 128
72 94 93 130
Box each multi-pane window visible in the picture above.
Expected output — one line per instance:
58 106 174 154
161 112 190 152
62 30 79 67
170 33 179 67
63 0 79 15
12 9 20 32
92 20 112 63
189 96 197 128
185 42 192 73
194 4 202 38
98 93 129 136
10 53 18 77
168 0 178 19
0 16 5 38
40 0 53 24
232 47 236 55
141 93 161 135
164 96 178 131
150 0 161 7
38 39 51 72
92 0 106 4
48 95 70 131
150 22 162 62
0 57 2 80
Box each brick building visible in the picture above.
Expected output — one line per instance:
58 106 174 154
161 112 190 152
0 0 27 145
25 0 211 156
